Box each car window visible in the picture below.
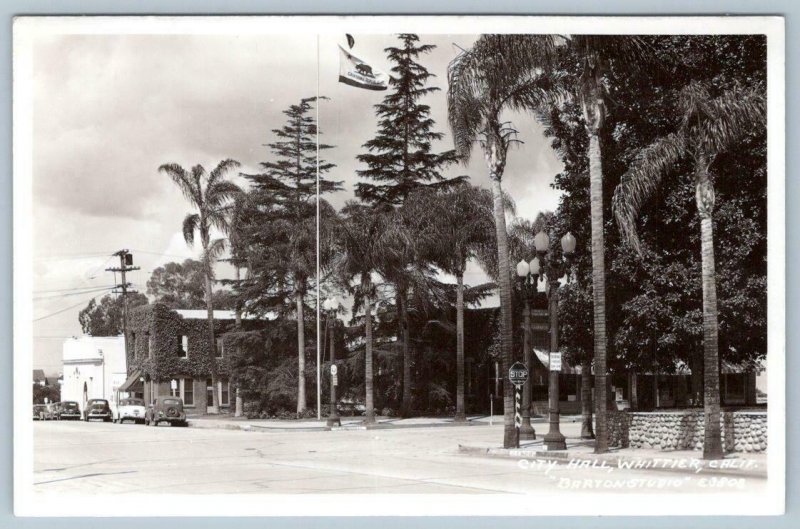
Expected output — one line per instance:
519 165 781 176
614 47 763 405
163 398 181 406
121 398 144 406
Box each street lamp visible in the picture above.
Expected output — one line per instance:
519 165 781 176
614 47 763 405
515 259 537 441
323 297 341 428
524 230 577 451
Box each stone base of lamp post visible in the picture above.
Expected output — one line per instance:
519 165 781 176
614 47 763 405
519 416 536 440
544 430 567 451
326 415 341 427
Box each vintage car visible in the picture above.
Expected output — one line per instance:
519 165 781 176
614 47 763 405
33 404 46 420
145 396 188 427
57 401 82 420
115 397 147 424
83 398 113 422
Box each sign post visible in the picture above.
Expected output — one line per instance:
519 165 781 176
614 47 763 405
508 362 529 449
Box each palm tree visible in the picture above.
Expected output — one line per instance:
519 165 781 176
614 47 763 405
404 184 496 422
612 82 766 459
160 159 243 412
332 202 392 425
448 35 560 448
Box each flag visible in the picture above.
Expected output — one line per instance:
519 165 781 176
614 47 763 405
346 34 355 49
338 46 389 91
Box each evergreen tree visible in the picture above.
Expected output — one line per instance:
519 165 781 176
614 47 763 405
355 34 463 206
355 34 463 416
243 96 341 416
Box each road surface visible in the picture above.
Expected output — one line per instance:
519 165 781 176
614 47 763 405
32 420 765 495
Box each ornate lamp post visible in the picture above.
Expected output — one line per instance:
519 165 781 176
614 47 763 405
515 259 537 441
529 230 577 451
324 297 341 428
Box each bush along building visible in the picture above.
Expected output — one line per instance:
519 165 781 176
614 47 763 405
119 303 267 414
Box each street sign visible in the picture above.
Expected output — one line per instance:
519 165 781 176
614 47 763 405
330 364 338 376
332 374 338 386
170 379 178 390
508 362 529 387
550 352 562 372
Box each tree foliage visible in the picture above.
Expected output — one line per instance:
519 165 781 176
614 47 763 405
78 292 148 336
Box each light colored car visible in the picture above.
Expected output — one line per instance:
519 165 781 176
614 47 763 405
115 397 146 424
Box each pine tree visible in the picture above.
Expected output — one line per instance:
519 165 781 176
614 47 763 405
355 34 463 416
243 96 341 416
355 34 463 206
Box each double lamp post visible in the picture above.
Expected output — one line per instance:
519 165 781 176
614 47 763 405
323 296 341 428
515 230 576 451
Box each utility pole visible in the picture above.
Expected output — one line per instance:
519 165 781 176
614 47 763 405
106 250 140 367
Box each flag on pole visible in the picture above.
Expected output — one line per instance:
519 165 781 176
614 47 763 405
338 46 389 91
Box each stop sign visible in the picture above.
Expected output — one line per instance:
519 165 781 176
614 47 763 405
508 362 529 386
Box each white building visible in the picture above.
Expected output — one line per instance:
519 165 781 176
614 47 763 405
62 336 127 410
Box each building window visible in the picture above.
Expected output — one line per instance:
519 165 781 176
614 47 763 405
178 335 188 358
182 378 194 406
220 380 230 406
216 338 224 358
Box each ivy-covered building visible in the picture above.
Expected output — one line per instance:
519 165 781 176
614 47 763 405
119 303 265 413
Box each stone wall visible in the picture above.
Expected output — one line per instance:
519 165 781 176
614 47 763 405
607 410 767 453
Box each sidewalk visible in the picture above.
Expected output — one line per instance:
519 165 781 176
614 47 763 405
186 413 546 432
457 436 767 479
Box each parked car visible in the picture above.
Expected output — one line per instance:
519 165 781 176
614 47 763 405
83 398 113 422
33 404 46 420
115 397 146 424
57 401 82 420
145 396 187 427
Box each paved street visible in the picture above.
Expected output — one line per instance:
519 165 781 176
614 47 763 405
33 420 767 495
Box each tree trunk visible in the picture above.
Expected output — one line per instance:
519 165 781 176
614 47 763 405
204 273 220 411
586 129 610 453
399 291 412 417
696 167 723 459
580 359 595 439
234 266 243 417
455 272 466 422
490 176 516 449
295 291 306 415
364 288 376 424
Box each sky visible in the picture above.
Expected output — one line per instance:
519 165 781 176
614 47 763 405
30 33 563 374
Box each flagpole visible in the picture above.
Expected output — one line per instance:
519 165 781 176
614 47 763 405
315 33 322 421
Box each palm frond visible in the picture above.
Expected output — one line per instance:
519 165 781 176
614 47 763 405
612 132 687 255
160 163 201 205
182 213 200 247
207 158 241 189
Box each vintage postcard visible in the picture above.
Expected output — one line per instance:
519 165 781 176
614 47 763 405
13 15 785 516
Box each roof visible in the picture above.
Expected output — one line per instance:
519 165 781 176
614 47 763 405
175 309 276 321
32 369 46 381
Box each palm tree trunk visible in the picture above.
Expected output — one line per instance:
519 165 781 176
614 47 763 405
399 291 412 417
295 290 307 415
580 359 595 439
490 176 516 449
204 273 220 411
587 129 609 454
455 272 466 422
364 287 376 425
696 167 723 459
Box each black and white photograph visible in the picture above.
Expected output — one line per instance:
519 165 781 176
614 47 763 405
12 16 785 516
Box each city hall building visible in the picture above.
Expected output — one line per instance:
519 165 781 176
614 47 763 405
118 303 269 413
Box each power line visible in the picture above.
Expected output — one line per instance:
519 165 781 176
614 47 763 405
33 286 117 301
33 291 106 322
34 284 117 294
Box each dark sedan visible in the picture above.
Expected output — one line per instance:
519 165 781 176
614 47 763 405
83 398 113 422
57 401 82 420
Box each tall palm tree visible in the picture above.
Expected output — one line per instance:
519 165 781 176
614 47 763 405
160 159 243 411
613 82 766 459
448 35 560 448
332 202 393 425
404 184 496 422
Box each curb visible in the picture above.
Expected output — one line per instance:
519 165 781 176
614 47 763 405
457 445 767 479
188 417 495 432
